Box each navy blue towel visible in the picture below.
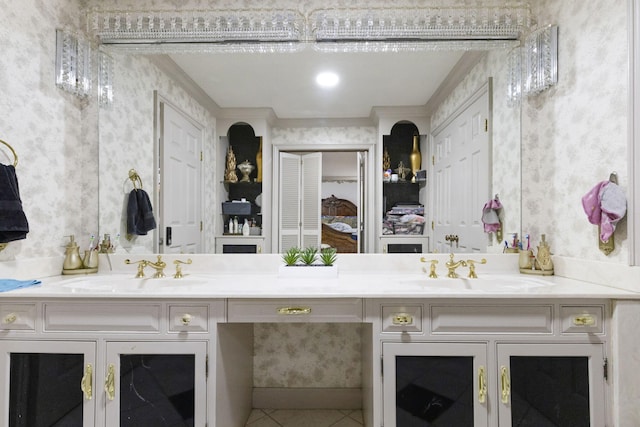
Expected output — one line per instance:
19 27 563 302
126 189 157 235
0 164 29 243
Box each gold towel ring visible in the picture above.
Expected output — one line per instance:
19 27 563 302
128 169 143 190
0 139 18 167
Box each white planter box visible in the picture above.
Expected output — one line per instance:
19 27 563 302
278 264 338 278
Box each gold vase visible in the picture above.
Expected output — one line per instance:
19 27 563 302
410 135 421 174
256 137 262 183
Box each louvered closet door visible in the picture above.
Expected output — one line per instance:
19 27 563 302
279 152 302 251
300 153 322 249
278 152 322 251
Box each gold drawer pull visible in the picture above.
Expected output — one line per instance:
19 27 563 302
105 364 115 401
81 364 93 400
4 313 17 324
573 314 595 326
478 366 487 404
500 365 510 404
392 313 413 325
181 313 193 325
277 307 312 315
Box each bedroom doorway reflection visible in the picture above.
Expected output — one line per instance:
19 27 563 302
277 150 368 254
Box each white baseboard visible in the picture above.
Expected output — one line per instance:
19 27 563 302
253 387 361 409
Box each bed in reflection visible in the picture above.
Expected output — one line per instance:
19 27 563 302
321 195 358 253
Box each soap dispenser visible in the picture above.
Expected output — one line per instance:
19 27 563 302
62 235 83 272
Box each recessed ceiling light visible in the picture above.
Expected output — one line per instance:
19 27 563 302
316 71 339 88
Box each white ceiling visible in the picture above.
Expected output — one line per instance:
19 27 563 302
169 47 466 119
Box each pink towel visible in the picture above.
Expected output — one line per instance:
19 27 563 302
581 181 627 242
482 198 503 233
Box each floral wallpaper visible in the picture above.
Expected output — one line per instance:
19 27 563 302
254 323 362 388
431 48 522 245
0 0 632 395
0 0 96 259
99 53 217 253
521 0 629 262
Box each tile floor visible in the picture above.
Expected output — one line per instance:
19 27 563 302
245 409 364 427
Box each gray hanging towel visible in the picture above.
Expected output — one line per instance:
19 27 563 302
126 188 157 236
0 164 29 243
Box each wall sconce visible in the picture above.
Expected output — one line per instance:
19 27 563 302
506 46 523 106
523 24 558 95
98 51 114 107
55 29 92 98
506 24 558 105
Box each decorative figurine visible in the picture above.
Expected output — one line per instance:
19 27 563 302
224 146 238 183
383 147 391 171
395 161 411 181
238 160 255 183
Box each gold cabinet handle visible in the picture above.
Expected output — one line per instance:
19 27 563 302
105 363 115 401
500 365 510 404
573 314 595 326
392 313 413 325
81 364 93 400
3 313 17 324
478 366 487 404
277 307 312 315
181 313 193 325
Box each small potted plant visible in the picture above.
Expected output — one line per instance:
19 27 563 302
278 246 338 278
281 247 300 266
300 247 318 266
319 248 337 266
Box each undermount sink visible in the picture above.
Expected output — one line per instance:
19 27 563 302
58 274 213 293
400 274 554 292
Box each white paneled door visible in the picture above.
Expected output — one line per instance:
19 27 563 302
160 101 202 253
432 82 490 253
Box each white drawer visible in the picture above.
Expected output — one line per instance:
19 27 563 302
431 305 553 334
168 305 209 332
228 298 362 323
560 305 604 334
44 303 160 332
381 305 423 333
0 304 36 331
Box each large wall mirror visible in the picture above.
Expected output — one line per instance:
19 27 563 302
96 9 523 255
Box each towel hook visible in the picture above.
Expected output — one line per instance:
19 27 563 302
128 169 143 190
0 139 18 167
609 172 618 184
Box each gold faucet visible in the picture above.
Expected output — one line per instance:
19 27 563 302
173 258 192 278
420 257 439 278
465 258 487 278
445 253 467 278
146 255 166 278
125 255 166 278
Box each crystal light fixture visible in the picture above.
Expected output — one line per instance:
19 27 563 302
310 6 533 42
55 29 92 98
506 46 523 106
98 51 114 107
523 25 558 95
89 10 303 44
88 6 533 46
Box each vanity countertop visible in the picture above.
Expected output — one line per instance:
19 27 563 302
2 253 638 299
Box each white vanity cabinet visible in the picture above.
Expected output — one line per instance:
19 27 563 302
370 299 609 427
0 340 97 426
0 299 221 427
383 342 489 426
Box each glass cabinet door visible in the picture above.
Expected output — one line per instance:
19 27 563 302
104 341 207 427
383 342 488 427
0 341 96 427
497 344 606 427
